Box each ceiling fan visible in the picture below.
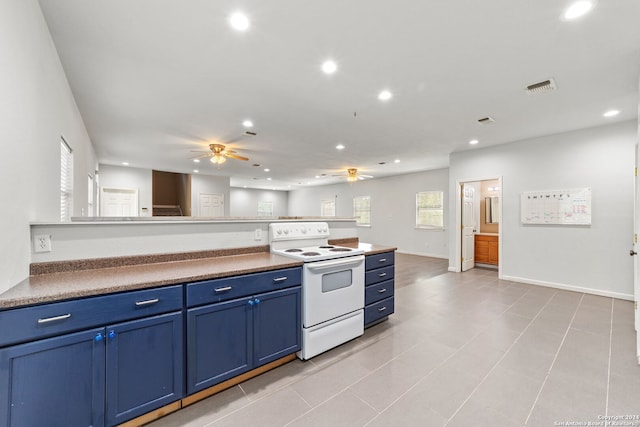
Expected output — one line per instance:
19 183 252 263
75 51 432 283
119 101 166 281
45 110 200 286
334 168 373 182
191 143 249 165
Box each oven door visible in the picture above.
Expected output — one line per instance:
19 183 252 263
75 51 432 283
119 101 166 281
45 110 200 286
302 255 365 328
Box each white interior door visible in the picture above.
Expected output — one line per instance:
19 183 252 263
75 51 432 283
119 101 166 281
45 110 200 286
462 183 476 271
100 187 138 216
634 138 639 364
199 193 224 217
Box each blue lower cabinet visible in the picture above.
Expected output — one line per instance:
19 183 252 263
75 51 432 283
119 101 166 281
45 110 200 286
187 287 301 394
106 312 183 427
252 287 301 367
0 327 106 427
187 297 252 394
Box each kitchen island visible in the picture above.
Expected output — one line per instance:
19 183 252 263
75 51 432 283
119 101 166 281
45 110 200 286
0 240 395 427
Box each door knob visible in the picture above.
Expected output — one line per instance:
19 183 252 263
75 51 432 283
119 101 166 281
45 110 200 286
631 250 638 256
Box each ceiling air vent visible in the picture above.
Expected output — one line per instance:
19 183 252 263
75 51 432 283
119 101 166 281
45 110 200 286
244 131 257 136
525 78 557 94
477 117 495 125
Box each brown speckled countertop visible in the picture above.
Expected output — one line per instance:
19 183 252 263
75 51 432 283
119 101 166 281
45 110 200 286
0 242 396 310
0 253 302 309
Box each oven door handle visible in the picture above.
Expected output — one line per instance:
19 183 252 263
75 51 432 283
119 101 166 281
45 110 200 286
305 255 365 271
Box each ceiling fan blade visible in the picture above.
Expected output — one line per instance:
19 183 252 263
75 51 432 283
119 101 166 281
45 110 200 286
190 153 213 159
225 153 249 161
360 174 373 178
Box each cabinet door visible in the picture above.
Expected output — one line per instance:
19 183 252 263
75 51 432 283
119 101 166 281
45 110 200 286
0 328 105 427
187 297 252 394
105 312 183 426
252 287 301 367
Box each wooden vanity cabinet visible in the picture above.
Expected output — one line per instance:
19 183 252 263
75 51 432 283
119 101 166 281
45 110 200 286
474 234 498 265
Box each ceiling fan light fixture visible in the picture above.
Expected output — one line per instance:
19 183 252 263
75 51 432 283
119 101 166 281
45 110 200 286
211 155 226 164
347 168 358 182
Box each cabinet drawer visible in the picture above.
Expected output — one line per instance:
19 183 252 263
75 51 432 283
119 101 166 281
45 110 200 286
365 279 395 305
0 285 183 348
186 267 302 308
365 252 395 271
364 296 394 326
365 265 394 286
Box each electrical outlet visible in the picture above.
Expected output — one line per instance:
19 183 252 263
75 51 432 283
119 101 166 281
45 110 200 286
254 228 263 241
34 234 52 253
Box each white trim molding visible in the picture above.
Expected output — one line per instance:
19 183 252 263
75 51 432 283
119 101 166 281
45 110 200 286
501 274 634 301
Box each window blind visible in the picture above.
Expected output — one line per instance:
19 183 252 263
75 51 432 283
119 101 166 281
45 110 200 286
60 138 73 221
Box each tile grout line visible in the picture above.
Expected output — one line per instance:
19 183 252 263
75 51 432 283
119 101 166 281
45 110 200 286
442 289 562 426
363 285 536 426
605 298 614 417
522 293 585 427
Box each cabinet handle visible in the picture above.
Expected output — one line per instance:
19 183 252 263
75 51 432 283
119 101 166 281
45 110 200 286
377 288 387 293
272 277 288 282
248 300 254 307
94 333 104 342
378 306 387 312
214 286 233 293
135 298 159 307
254 298 260 305
378 272 387 277
37 313 71 324
108 330 116 339
378 258 387 262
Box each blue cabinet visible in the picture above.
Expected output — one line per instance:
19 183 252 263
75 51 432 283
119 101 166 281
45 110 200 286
0 286 184 427
106 312 183 426
187 297 252 393
186 270 302 395
364 251 395 328
0 327 106 427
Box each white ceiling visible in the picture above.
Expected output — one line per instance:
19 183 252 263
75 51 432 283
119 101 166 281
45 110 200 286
38 0 640 190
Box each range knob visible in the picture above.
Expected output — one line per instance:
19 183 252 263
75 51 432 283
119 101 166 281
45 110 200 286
301 228 307 234
277 229 282 235
284 229 289 235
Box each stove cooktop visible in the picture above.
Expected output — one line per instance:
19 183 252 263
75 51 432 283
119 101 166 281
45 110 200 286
272 244 364 262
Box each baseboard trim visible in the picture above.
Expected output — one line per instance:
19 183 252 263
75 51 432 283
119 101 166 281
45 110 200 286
501 274 634 301
395 250 448 259
448 266 460 273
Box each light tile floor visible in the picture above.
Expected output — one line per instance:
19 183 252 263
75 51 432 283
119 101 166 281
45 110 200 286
149 254 640 427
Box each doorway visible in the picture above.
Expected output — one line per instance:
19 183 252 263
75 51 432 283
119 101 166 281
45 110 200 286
455 177 502 275
100 187 139 216
199 193 225 217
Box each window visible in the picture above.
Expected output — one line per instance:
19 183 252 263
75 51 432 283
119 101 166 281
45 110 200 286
353 196 371 226
60 138 73 221
416 191 444 229
321 199 335 217
257 200 273 217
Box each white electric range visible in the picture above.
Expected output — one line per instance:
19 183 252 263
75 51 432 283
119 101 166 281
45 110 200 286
269 222 365 360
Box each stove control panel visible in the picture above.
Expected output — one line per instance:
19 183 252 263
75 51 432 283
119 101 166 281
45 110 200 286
269 222 330 241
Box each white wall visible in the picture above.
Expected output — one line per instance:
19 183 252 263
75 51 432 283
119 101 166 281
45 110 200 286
449 120 636 299
191 174 231 216
98 164 153 216
0 0 96 293
230 188 289 217
288 169 449 257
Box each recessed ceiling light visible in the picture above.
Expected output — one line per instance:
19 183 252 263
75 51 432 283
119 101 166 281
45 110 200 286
469 139 479 145
229 12 250 31
603 109 620 118
264 168 270 172
322 60 337 74
267 177 272 181
562 1 596 21
378 90 393 101
193 170 199 173
336 144 345 150
193 159 200 163
242 120 253 128
394 159 400 163
315 175 320 178
122 162 129 166
243 186 247 189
